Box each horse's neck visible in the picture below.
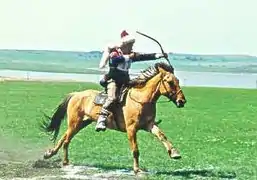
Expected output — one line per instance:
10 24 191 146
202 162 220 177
130 73 162 103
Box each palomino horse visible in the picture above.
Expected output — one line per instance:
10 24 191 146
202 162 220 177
41 62 187 174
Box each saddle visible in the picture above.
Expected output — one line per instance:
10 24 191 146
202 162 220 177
93 85 129 105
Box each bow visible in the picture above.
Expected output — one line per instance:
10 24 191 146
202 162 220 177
136 31 172 67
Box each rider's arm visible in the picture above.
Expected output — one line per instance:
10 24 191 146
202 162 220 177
130 52 166 62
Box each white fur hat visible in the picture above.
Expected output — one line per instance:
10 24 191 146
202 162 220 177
120 30 135 45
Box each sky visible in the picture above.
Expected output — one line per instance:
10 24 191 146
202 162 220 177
0 0 256 55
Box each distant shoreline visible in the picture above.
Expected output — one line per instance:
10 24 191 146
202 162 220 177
1 49 257 74
0 76 89 83
1 69 257 89
0 48 256 57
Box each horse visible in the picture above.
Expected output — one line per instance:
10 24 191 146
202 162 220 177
41 62 187 174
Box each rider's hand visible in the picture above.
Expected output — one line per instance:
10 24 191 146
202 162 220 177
129 52 136 59
155 53 168 59
163 53 168 59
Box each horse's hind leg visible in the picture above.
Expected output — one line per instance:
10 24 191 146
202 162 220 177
44 133 67 159
150 125 181 159
62 116 92 165
44 116 92 164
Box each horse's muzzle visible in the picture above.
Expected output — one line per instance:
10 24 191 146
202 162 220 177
176 99 186 108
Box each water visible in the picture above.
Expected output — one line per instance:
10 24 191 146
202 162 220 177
175 71 257 89
0 69 101 83
1 69 257 89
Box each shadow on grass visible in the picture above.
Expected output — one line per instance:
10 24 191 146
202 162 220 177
34 159 236 179
155 169 236 179
72 163 236 179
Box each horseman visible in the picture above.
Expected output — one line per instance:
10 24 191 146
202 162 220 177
96 30 168 132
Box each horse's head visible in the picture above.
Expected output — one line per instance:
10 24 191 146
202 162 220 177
128 62 186 107
157 65 186 108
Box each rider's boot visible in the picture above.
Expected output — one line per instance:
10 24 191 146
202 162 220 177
95 108 109 132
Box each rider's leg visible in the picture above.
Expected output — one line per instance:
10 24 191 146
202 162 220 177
95 81 117 132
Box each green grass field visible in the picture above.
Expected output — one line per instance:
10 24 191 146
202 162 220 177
0 80 257 179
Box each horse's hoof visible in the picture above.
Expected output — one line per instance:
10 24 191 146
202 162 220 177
171 153 182 159
63 161 69 166
134 168 143 174
169 148 182 159
43 149 52 159
134 168 149 177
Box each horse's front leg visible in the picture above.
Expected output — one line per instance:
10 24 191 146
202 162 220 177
127 125 142 174
150 124 181 159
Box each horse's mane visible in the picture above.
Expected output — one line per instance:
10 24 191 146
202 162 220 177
129 62 174 87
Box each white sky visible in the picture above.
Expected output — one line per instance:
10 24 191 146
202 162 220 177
0 0 256 55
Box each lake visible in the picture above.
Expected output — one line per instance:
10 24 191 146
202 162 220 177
0 69 257 89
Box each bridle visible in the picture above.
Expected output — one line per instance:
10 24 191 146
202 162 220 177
160 78 182 102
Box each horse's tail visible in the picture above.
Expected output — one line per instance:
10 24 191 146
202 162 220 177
41 93 74 142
